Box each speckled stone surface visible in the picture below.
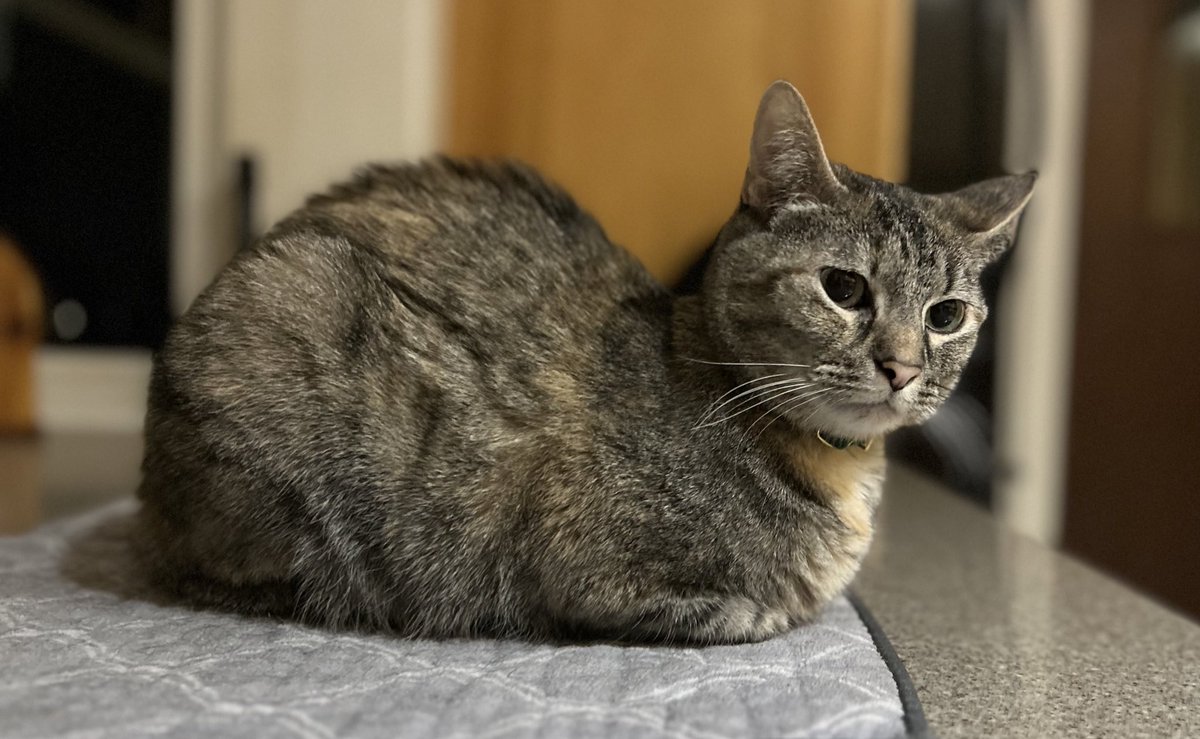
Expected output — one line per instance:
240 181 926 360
855 465 1200 738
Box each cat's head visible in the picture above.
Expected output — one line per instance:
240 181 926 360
703 81 1035 441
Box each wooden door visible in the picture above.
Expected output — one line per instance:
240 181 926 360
448 0 915 284
1064 0 1200 618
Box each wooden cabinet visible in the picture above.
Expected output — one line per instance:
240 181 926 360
448 0 915 283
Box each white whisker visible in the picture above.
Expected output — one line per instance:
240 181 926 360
693 381 814 429
797 389 848 429
682 357 812 369
746 386 831 437
696 376 810 426
753 388 849 441
695 372 789 425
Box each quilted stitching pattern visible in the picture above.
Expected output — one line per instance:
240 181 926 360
0 501 905 738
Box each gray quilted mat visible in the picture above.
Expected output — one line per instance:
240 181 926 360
0 500 909 738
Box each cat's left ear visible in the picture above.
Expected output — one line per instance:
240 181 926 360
942 172 1037 260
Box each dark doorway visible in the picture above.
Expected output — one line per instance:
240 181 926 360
888 0 1016 508
0 0 173 348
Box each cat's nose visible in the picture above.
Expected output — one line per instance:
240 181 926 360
878 359 922 391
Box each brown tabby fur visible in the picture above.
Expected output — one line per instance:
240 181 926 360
135 82 1033 642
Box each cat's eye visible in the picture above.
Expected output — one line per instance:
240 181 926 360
819 268 868 309
926 299 966 333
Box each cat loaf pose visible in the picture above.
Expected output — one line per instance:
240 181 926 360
136 81 1033 643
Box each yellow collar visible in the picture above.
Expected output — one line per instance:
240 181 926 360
816 430 874 452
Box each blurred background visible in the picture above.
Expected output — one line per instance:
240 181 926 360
0 0 1197 619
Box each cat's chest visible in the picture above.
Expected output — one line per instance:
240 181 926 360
784 436 886 547
734 433 887 615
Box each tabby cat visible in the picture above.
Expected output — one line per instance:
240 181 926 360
135 81 1034 643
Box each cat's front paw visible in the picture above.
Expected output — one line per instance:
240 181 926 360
706 597 794 644
621 594 795 645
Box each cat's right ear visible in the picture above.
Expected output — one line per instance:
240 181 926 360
940 172 1037 261
741 81 847 214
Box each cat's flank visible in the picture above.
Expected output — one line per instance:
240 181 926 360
136 81 1033 643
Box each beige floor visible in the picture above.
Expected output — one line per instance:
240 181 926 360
0 433 143 535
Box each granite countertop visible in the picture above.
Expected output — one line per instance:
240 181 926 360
2 433 1198 736
857 465 1200 737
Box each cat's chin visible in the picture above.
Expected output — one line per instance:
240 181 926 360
795 400 910 441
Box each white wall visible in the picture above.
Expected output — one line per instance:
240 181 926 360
224 0 446 231
994 0 1091 544
35 348 153 434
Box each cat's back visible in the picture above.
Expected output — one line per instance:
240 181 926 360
271 157 654 307
147 156 675 480
163 157 662 391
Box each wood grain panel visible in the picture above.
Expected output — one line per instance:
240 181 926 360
1064 0 1200 618
448 0 914 283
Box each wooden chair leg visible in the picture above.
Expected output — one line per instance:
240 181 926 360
0 235 43 436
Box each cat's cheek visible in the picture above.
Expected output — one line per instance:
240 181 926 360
927 328 979 368
926 331 961 350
